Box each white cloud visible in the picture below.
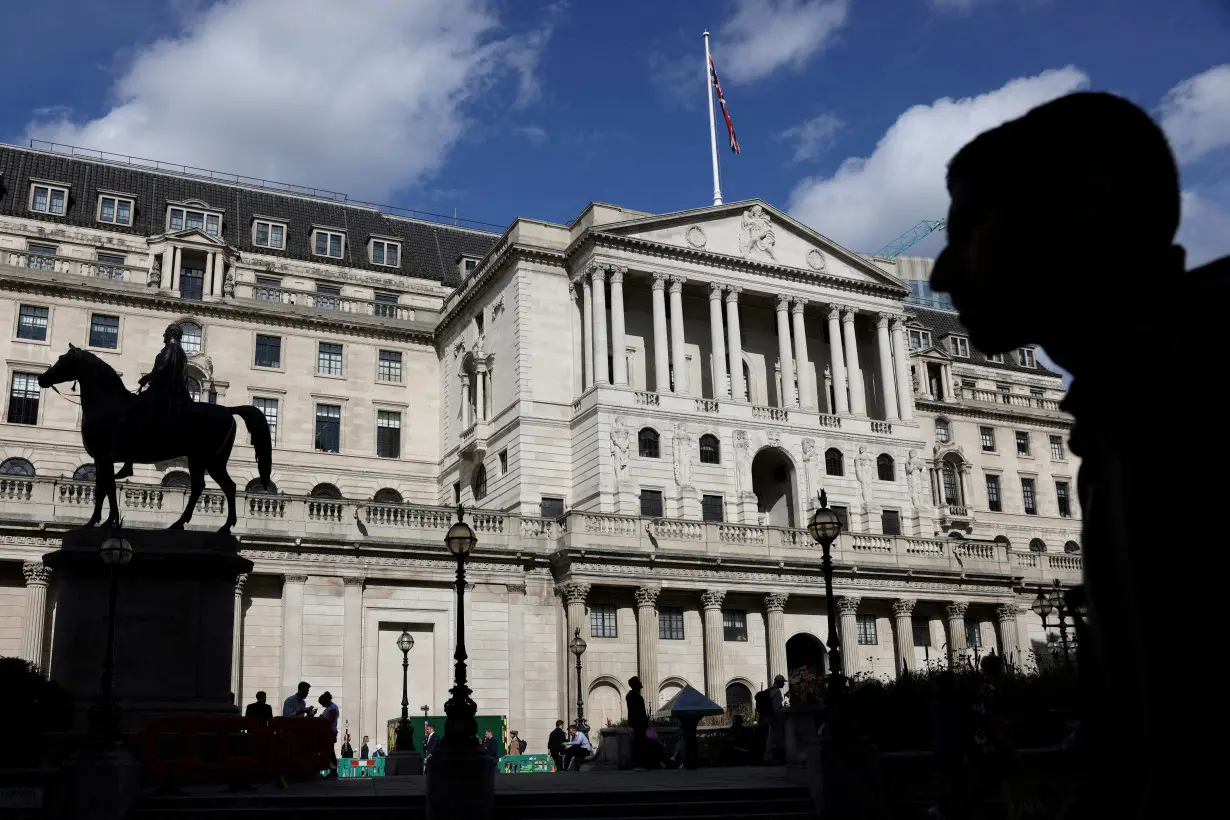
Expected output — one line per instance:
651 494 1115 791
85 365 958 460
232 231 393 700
1158 64 1230 165
719 0 849 84
787 66 1090 253
513 125 548 145
1177 189 1230 268
776 113 843 163
25 0 554 202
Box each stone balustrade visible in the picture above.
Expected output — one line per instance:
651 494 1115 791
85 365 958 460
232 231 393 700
960 387 1062 412
7 251 151 285
233 280 416 321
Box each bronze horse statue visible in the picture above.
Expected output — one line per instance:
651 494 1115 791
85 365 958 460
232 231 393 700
38 344 272 533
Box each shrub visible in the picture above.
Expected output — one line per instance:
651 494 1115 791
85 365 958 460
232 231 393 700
0 656 74 767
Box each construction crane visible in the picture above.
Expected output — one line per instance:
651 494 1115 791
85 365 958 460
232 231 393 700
873 218 947 259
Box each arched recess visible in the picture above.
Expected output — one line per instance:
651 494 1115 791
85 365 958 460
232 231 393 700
725 680 754 719
786 632 827 676
73 464 96 482
374 487 403 504
741 354 761 405
751 446 797 528
161 470 191 489
586 677 625 739
994 534 1011 549
246 477 277 494
658 676 689 709
1028 538 1047 553
310 483 342 499
1064 540 1081 554
0 457 36 476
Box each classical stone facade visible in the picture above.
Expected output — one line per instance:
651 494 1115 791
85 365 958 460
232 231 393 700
0 144 1081 750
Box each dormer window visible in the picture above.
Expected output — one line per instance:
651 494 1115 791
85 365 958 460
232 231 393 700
459 256 479 278
987 352 1004 363
907 329 932 350
313 228 346 259
252 218 287 250
29 182 69 216
948 335 970 358
168 203 221 236
370 238 401 267
1017 347 1036 368
97 192 134 226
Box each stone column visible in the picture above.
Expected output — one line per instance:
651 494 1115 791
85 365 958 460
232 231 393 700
508 584 526 735
475 362 487 422
708 283 727 398
343 576 364 734
166 246 179 292
230 573 247 700
826 305 849 414
892 599 916 675
764 593 788 682
876 313 901 421
890 317 914 421
837 596 861 677
945 601 969 667
281 574 308 693
559 583 591 725
790 299 813 409
204 252 215 296
651 274 671 393
775 294 797 407
570 284 584 397
725 288 745 402
841 307 867 415
21 562 51 667
582 274 595 390
591 265 610 385
634 587 660 701
996 604 1022 669
609 266 628 386
460 374 472 429
669 276 688 395
701 590 727 705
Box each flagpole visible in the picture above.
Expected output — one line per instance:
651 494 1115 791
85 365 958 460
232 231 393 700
704 30 723 206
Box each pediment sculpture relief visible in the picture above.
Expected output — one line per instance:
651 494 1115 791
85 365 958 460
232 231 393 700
738 205 777 261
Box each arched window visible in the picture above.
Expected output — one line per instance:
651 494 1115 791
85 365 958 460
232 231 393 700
161 470 191 489
0 457 35 476
73 464 96 482
1029 538 1047 553
941 461 959 504
935 418 951 443
246 477 277 494
699 434 720 464
178 321 203 354
373 488 403 504
310 483 342 499
824 447 843 476
472 464 488 502
725 682 753 718
1064 540 1081 554
994 534 1011 549
638 428 660 458
876 454 895 481
186 376 202 403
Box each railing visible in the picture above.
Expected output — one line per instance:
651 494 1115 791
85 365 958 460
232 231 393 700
961 387 1062 412
871 421 893 434
752 405 788 422
946 505 970 518
634 392 660 407
694 399 719 413
6 251 150 285
233 281 416 321
817 414 842 429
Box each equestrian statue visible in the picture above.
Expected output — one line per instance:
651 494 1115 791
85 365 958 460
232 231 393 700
38 323 273 533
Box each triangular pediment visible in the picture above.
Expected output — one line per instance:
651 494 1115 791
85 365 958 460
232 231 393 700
914 344 953 361
595 199 908 293
153 228 230 248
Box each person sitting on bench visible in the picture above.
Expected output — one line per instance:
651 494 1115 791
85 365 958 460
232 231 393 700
561 724 593 771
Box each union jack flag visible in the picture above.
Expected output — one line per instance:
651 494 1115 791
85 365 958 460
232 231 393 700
709 56 740 155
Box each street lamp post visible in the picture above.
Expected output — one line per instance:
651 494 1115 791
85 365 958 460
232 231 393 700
1032 581 1071 666
93 534 132 747
395 629 415 753
807 491 845 689
1048 579 1072 665
441 505 479 752
570 628 588 736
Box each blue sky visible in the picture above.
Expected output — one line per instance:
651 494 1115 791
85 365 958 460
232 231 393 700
2 0 1228 263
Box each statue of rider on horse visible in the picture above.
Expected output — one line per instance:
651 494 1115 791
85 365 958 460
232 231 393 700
114 322 193 481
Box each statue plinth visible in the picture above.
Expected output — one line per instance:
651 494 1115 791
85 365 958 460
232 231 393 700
43 528 252 735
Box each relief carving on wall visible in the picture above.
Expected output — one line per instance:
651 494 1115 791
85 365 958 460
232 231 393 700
906 449 930 511
733 429 751 495
611 417 631 484
672 422 693 490
855 444 877 514
685 225 708 249
806 249 826 272
738 205 777 261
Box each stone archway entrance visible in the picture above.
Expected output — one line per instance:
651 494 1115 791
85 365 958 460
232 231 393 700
786 633 826 676
751 447 797 527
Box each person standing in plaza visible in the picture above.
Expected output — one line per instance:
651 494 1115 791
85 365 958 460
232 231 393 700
762 675 786 763
318 692 341 780
547 720 567 772
422 723 440 768
245 691 273 725
360 735 370 759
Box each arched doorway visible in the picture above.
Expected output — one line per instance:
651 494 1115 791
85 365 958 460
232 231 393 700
786 633 826 676
751 447 797 527
586 680 624 743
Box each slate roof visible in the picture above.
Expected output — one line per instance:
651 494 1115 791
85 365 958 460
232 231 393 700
0 144 498 288
908 306 1062 378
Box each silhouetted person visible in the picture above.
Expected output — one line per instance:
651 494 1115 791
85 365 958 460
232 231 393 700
422 723 440 765
547 720 567 772
762 674 786 763
360 735 370 759
319 692 340 779
483 728 500 759
626 676 654 769
245 691 273 725
561 724 592 771
931 90 1228 820
728 714 753 766
282 681 315 717
116 323 192 480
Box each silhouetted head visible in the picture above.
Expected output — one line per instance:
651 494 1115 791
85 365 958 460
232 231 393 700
484 729 493 739
425 723 434 734
628 676 642 691
318 691 332 706
163 323 183 344
556 720 564 729
931 91 1182 371
774 674 786 688
255 691 266 703
982 652 1004 677
297 681 310 698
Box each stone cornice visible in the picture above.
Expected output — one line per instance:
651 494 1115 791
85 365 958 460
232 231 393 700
436 241 566 338
915 397 1073 430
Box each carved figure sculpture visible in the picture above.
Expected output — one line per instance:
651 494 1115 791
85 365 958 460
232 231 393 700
854 444 876 513
907 449 931 509
734 430 752 494
672 422 692 489
148 255 162 288
611 417 631 482
738 205 777 260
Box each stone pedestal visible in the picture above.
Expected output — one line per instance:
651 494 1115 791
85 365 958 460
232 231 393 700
43 528 253 735
425 747 496 820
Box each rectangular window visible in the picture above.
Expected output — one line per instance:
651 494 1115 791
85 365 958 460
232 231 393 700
97 252 126 281
722 610 748 642
985 475 1002 512
376 410 401 459
498 449 508 475
880 509 901 536
1018 348 1036 368
254 334 281 368
639 489 664 517
907 329 932 350
589 603 618 638
1021 478 1037 515
30 184 68 215
168 207 219 235
17 305 49 341
1015 431 1030 456
912 620 931 648
97 195 134 226
659 606 685 640
1056 481 1072 518
7 373 40 425
1049 435 1065 461
965 622 983 652
374 291 399 318
1030 388 1044 399
987 352 1004 363
996 383 1010 394
856 614 878 645
315 282 342 310
701 494 724 523
253 220 286 250
253 397 278 447
540 496 565 520
27 243 57 270
206 214 220 236
830 505 850 532
317 342 343 376
313 230 345 259
88 314 120 349
371 239 400 267
255 275 282 301
980 426 995 452
377 349 403 382
949 336 970 358
314 404 341 453
179 267 205 301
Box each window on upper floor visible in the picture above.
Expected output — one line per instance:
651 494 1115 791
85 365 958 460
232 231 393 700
856 614 879 645
881 509 901 536
317 342 343 376
313 229 346 259
374 291 399 319
699 434 720 464
30 183 69 215
472 463 488 502
985 475 1002 512
27 242 57 270
1018 348 1036 368
97 252 126 280
88 314 119 350
377 349 403 382
877 454 895 481
376 410 401 459
540 496 565 520
1030 388 1044 399
659 607 685 640
590 603 618 638
907 329 932 350
639 489 664 517
253 397 278 447
949 336 970 358
935 418 951 443
315 282 342 310
178 321 202 355
1064 540 1081 555
702 494 724 523
17 305 49 341
498 449 508 476
723 610 748 642
373 488 402 504
168 205 220 236
1015 431 1030 457
1028 538 1046 553
825 447 844 476
830 505 850 532
254 334 281 368
97 194 134 226
370 238 401 267
987 352 1004 363
638 428 660 458
996 383 1010 394
965 622 982 652
1050 435 1065 461
1021 478 1038 515
7 372 40 425
1056 481 1072 518
979 426 995 452
253 219 287 250
255 275 282 301
179 265 205 301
